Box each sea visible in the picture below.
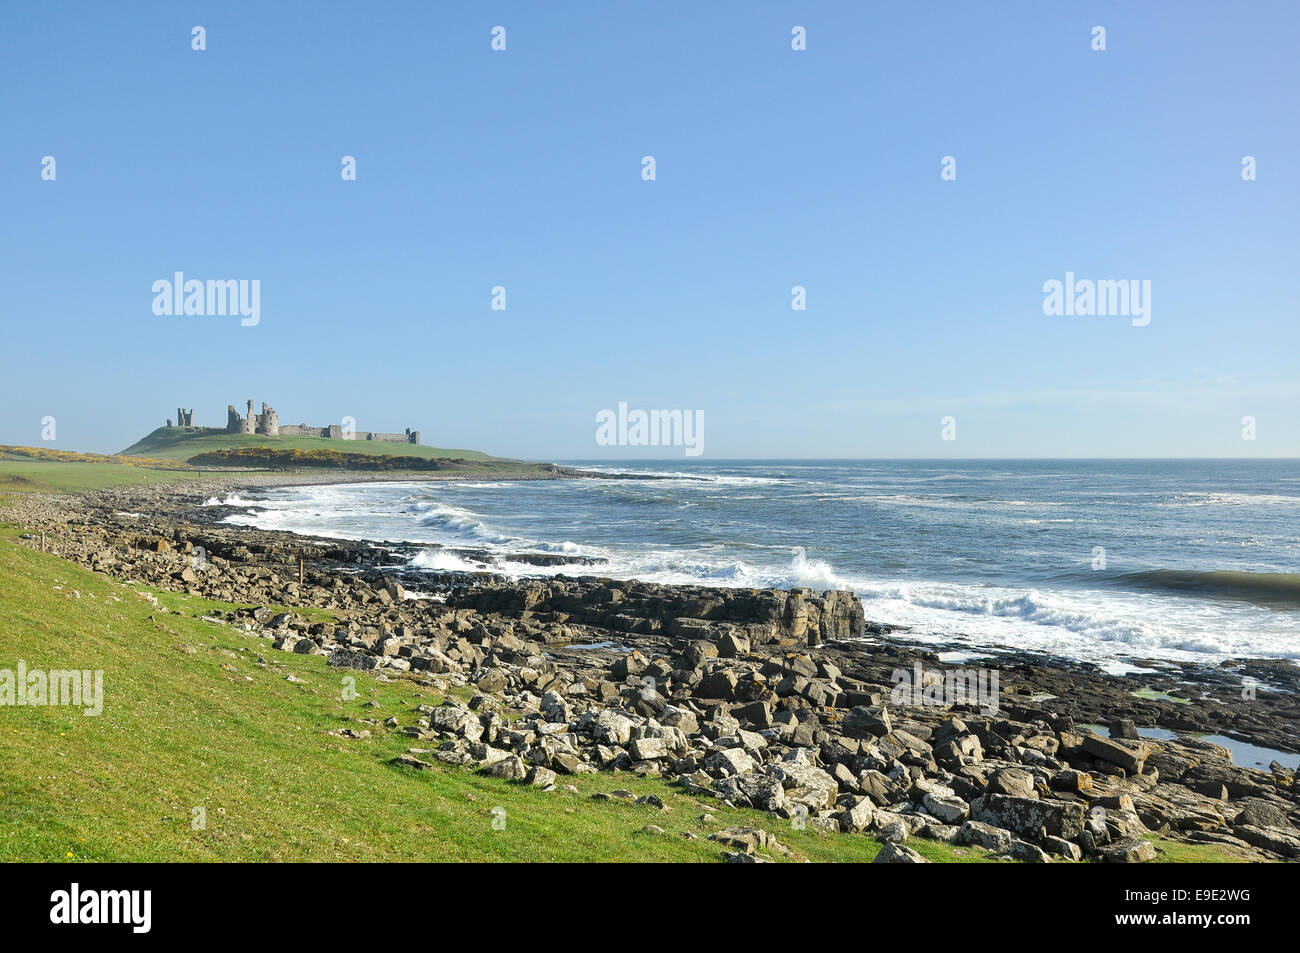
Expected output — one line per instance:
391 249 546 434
211 460 1300 674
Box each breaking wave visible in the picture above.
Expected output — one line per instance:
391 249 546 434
218 461 1300 668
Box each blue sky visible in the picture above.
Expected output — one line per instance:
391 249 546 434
2 1 1297 459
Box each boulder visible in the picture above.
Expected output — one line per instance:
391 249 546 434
971 793 1086 842
525 766 558 787
1006 839 1052 863
714 772 788 813
872 843 929 864
698 669 739 701
659 706 700 736
480 756 528 781
838 797 875 833
629 736 671 762
923 792 970 825
1043 835 1083 861
1082 734 1150 773
842 705 891 739
708 826 778 854
956 820 1013 852
705 747 757 778
859 770 903 807
1108 718 1140 740
1093 836 1157 863
732 700 772 729
1234 825 1300 858
716 632 750 658
767 761 839 810
988 767 1037 799
873 812 910 844
1233 799 1292 830
591 710 637 745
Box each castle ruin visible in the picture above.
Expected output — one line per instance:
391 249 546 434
165 400 420 445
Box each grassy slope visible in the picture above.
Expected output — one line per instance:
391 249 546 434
121 428 494 463
0 527 897 862
0 526 1244 862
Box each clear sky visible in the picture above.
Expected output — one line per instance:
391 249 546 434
2 1 1297 459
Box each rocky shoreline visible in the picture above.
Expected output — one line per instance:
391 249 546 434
5 478 1299 863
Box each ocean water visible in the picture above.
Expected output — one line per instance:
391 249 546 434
213 460 1300 672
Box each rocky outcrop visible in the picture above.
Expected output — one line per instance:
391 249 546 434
444 578 865 648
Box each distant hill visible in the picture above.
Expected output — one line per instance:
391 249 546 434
119 427 495 463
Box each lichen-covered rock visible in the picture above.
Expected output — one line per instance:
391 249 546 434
873 842 929 863
971 794 1086 842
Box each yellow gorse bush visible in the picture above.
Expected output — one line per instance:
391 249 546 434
186 447 466 471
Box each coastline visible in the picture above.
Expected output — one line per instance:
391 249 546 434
158 462 617 490
4 477 1299 862
9 476 1298 754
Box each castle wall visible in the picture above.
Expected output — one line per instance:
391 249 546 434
216 400 418 444
278 424 334 438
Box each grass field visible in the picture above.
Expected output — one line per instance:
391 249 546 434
0 525 1246 862
0 458 221 495
121 427 495 463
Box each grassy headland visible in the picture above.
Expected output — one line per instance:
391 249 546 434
121 427 493 463
1 428 570 497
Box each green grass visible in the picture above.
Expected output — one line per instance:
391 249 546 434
1146 836 1251 863
0 459 222 496
121 427 495 463
0 526 1247 862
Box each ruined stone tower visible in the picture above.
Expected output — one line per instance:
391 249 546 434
256 402 280 436
227 403 254 434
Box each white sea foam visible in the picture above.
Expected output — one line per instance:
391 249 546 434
218 471 1300 668
409 549 491 573
204 493 260 506
1170 492 1300 507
